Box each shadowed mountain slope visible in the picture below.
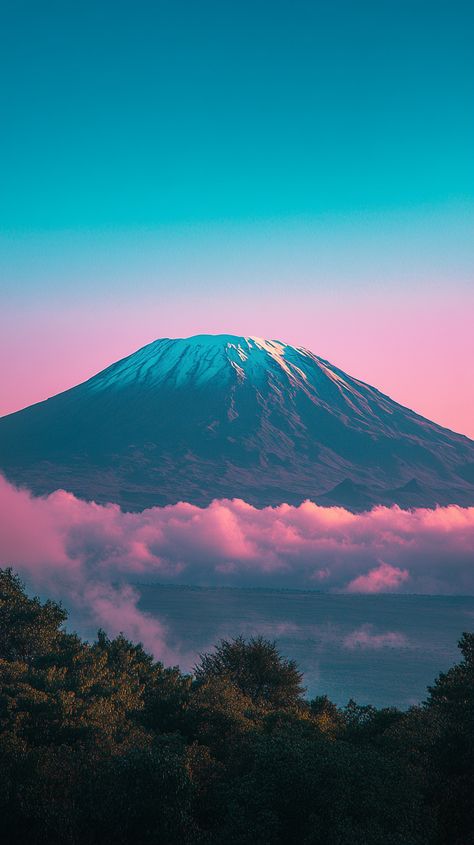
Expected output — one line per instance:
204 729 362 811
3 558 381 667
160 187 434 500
0 334 473 510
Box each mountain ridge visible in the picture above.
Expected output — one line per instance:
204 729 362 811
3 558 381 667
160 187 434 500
0 333 473 510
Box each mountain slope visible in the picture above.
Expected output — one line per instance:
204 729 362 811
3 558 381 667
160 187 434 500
0 334 473 510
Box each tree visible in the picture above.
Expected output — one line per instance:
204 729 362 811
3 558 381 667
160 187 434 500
194 636 305 709
423 632 474 844
186 676 256 756
0 568 66 662
309 694 345 737
343 699 403 745
211 726 427 845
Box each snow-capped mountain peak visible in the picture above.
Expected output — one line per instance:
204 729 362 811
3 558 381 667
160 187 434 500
0 334 473 510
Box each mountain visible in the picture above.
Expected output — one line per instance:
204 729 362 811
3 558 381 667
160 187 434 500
0 334 473 510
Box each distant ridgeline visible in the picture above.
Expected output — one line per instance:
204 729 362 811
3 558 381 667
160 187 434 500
0 335 473 510
0 567 473 845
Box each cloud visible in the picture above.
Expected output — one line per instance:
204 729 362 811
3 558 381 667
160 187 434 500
79 582 181 666
346 563 409 593
236 620 410 653
343 625 408 650
1 475 474 660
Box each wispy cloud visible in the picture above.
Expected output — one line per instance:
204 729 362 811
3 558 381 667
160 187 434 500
343 625 409 650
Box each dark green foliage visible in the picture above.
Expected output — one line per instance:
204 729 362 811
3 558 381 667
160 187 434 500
421 632 474 845
195 635 305 707
211 732 427 845
0 568 472 844
0 568 67 661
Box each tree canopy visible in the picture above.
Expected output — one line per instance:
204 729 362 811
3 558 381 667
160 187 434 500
0 568 472 845
195 634 305 708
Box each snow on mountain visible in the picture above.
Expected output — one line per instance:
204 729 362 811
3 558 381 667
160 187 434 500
0 334 473 510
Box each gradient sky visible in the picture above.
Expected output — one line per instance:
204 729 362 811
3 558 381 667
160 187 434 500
1 1 473 435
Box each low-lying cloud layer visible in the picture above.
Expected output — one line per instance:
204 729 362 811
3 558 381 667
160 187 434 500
1 474 473 659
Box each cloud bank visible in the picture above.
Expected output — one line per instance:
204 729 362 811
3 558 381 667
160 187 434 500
1 474 473 659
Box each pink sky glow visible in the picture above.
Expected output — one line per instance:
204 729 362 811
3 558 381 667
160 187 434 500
2 287 473 438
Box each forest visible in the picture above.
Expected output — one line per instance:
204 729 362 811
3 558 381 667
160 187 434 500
0 567 473 845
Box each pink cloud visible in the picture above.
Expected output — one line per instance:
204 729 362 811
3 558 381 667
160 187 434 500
82 582 180 665
343 625 408 650
1 475 474 659
346 563 409 594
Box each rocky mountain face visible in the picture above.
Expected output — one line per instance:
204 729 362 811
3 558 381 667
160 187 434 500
1 334 473 510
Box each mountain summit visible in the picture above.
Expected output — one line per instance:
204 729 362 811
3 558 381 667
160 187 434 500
1 334 473 510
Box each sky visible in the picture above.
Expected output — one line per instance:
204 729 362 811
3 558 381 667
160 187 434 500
1 0 473 436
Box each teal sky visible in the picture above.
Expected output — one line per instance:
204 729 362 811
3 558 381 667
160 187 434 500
0 1 473 435
1 0 473 230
